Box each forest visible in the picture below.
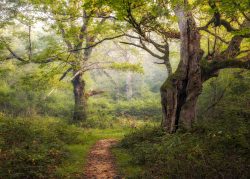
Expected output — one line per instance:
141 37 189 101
0 0 249 178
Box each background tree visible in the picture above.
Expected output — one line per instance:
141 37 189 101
31 0 126 121
1 0 131 121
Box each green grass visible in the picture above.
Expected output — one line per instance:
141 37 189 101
56 127 130 178
55 118 158 178
0 115 158 178
112 148 143 178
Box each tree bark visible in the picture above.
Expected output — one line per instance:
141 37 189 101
71 45 92 122
160 6 203 133
125 72 133 99
72 71 87 121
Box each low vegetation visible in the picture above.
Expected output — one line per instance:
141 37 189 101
115 118 249 178
114 70 250 178
0 116 79 178
0 115 152 178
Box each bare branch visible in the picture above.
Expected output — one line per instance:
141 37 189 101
153 22 181 39
125 33 166 53
59 68 73 81
4 44 27 62
120 41 143 48
101 70 118 86
220 19 238 32
202 29 229 44
154 62 165 64
70 34 125 52
28 25 32 61
86 90 105 97
57 22 73 50
120 41 164 59
139 38 165 59
198 17 215 31
237 50 250 55
203 82 231 113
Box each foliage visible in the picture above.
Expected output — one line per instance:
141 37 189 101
116 117 250 178
112 147 142 178
83 95 161 129
109 62 144 74
197 69 250 121
0 61 73 118
0 116 80 178
0 116 131 178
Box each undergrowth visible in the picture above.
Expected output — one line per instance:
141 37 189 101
114 117 250 178
0 116 80 178
0 115 135 178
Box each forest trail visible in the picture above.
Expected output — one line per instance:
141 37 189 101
84 139 121 179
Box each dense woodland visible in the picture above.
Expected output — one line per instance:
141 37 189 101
0 0 249 178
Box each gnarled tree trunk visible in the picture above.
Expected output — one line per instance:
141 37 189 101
161 6 203 133
72 71 87 121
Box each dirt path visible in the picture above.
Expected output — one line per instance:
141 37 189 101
84 139 121 179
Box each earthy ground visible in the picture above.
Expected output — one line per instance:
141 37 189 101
84 139 121 179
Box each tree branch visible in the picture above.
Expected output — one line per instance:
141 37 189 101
78 10 89 41
59 67 73 81
201 56 250 81
28 25 32 61
220 19 238 32
139 38 165 59
125 33 166 53
58 24 73 50
70 34 125 52
86 90 105 97
4 44 27 62
120 41 165 59
203 82 231 114
202 29 229 44
154 62 165 64
198 17 215 31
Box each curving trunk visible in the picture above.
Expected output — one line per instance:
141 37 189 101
72 71 87 121
161 6 203 133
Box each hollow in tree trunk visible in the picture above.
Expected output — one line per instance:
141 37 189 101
72 71 87 121
160 7 203 133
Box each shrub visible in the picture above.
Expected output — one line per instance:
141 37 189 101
118 118 250 178
0 117 80 178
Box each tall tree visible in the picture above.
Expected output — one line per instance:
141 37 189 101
38 0 124 121
107 0 250 132
2 0 124 121
163 0 250 132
